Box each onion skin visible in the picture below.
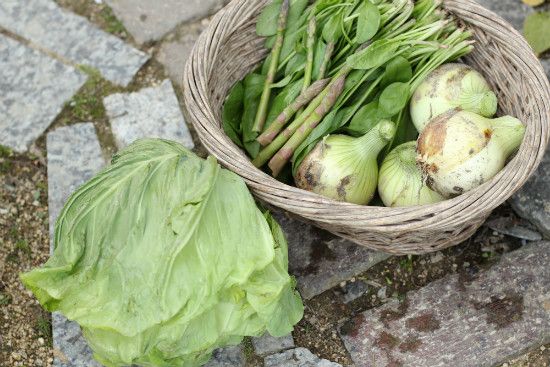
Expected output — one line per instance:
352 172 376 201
379 142 445 207
295 120 396 205
417 109 526 197
410 63 498 132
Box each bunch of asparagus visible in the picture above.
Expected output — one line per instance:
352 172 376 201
222 0 474 178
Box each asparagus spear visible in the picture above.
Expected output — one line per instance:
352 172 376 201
302 17 317 98
257 78 330 146
318 42 335 80
268 74 347 177
252 0 290 133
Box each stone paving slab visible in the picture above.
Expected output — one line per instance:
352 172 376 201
511 150 550 239
0 0 149 86
339 242 550 367
253 333 295 357
46 123 105 367
273 211 390 300
157 20 208 86
0 34 87 152
204 346 245 367
264 348 343 367
105 0 224 44
104 79 195 149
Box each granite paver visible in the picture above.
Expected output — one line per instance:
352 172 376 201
204 346 245 367
264 348 342 367
252 333 295 357
273 211 390 299
104 79 195 149
0 0 149 86
340 242 550 367
46 123 105 366
0 34 87 152
105 0 224 44
157 20 208 86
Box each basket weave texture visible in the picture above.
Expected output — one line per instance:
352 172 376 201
183 0 550 255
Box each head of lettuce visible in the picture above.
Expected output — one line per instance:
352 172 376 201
21 139 303 367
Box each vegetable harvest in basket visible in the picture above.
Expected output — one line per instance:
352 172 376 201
223 0 526 206
21 140 303 367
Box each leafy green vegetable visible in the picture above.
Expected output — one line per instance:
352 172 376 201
381 56 413 87
223 82 245 148
346 39 400 70
357 1 381 43
322 15 342 43
242 73 266 158
348 101 392 135
524 11 550 56
379 82 410 116
21 140 303 367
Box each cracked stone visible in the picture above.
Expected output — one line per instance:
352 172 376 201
0 0 149 86
264 348 342 367
252 333 294 357
339 242 550 367
0 34 87 152
204 346 245 367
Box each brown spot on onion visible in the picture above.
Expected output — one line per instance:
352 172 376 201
484 129 492 139
337 175 352 199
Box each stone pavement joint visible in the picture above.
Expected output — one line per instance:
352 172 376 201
0 0 149 86
339 242 550 367
46 123 105 367
204 346 245 367
105 0 225 44
0 34 87 152
264 348 343 367
104 79 195 150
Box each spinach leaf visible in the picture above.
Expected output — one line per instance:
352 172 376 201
346 39 400 70
312 39 327 81
242 73 266 158
381 56 412 87
347 100 392 135
256 0 309 37
322 15 342 43
357 1 381 43
222 82 245 147
379 82 409 116
285 52 306 76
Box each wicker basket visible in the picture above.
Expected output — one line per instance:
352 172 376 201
183 0 550 255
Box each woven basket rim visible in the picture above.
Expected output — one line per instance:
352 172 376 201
183 0 550 253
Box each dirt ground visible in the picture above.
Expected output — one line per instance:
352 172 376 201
0 1 548 367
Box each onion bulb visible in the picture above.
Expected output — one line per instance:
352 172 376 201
410 63 498 132
417 109 526 197
379 142 445 207
294 120 396 205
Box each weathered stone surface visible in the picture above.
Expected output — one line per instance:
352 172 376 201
252 333 295 357
105 0 224 44
273 211 390 299
157 20 208 86
204 346 245 367
47 123 105 367
340 242 550 367
0 35 87 152
475 0 533 30
485 217 543 242
264 348 342 367
0 0 148 86
341 280 369 304
104 79 195 149
510 150 550 239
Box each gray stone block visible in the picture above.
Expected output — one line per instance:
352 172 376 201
510 150 550 239
47 123 105 366
105 0 224 44
264 348 342 367
0 0 149 86
0 34 87 152
340 242 550 367
252 333 294 357
104 79 195 149
204 346 245 367
273 211 390 299
475 0 533 31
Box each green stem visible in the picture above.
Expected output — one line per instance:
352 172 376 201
268 74 347 176
297 16 317 116
252 0 290 133
319 42 335 80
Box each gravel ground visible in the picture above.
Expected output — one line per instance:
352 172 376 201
0 148 53 367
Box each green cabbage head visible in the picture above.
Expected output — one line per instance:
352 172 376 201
21 139 303 367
